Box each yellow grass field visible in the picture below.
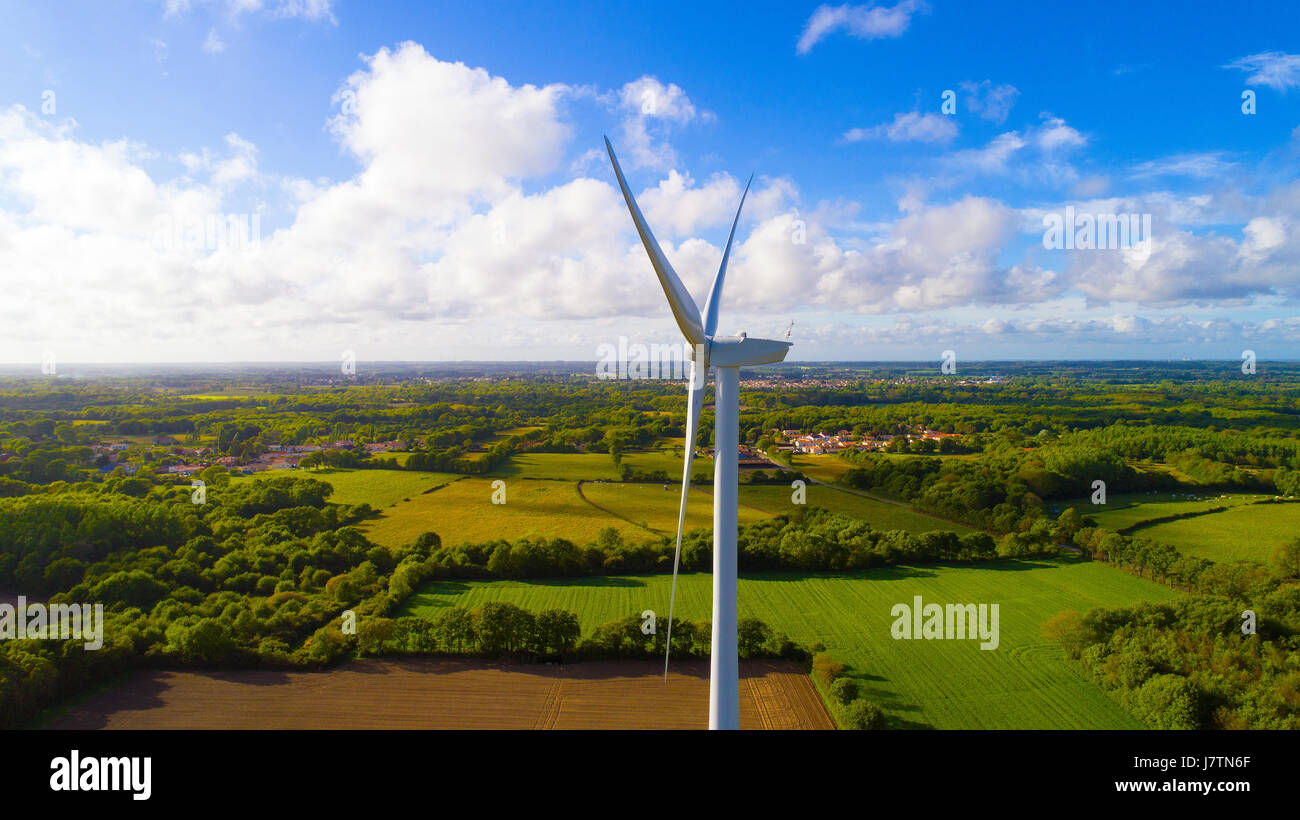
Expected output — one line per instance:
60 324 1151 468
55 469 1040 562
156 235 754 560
738 484 976 534
361 477 648 548
580 480 769 534
784 453 857 483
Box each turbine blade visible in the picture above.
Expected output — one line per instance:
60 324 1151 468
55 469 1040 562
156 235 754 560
664 361 705 680
604 136 707 345
702 173 753 337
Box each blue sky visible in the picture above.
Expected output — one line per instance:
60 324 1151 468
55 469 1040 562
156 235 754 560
1 0 1298 362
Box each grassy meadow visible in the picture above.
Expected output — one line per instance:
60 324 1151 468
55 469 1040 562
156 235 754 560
738 483 976 534
488 453 623 481
401 557 1181 729
581 481 768 533
1135 502 1300 564
361 477 649 548
233 468 460 509
1048 490 1291 564
1056 490 1261 532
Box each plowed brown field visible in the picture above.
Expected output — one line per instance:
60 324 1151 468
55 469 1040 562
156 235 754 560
48 658 834 730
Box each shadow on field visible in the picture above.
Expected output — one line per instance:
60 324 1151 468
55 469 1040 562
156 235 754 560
856 678 934 729
198 669 295 685
49 672 172 729
517 576 645 588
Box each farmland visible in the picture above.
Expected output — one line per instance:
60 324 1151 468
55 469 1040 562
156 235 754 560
1051 491 1290 564
361 477 650 547
738 483 975 534
6 362 1300 731
48 658 832 730
233 467 460 509
580 480 768 533
296 449 970 552
400 557 1181 729
1061 490 1261 532
1134 502 1300 564
488 453 623 481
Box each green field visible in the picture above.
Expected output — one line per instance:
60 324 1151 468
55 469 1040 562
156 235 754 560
581 481 768 534
361 477 648 548
738 483 976 534
489 453 623 481
1135 502 1300 564
784 453 857 483
401 558 1180 729
1055 490 1262 532
234 468 460 509
620 449 712 481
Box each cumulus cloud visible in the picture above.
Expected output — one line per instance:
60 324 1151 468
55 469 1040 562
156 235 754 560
613 76 710 170
1034 185 1300 308
638 170 745 236
797 0 928 54
3 42 1300 362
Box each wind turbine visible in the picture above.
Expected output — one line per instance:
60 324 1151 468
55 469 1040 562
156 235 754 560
605 137 791 730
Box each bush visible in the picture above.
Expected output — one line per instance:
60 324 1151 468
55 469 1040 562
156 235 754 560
812 652 845 685
1134 674 1200 730
844 699 885 730
829 676 858 704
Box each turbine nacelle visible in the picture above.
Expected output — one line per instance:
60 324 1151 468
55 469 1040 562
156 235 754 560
706 334 792 368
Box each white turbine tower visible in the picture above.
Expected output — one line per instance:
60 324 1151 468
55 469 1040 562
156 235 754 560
605 137 791 730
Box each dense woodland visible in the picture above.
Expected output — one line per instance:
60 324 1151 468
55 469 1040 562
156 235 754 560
1 362 1298 729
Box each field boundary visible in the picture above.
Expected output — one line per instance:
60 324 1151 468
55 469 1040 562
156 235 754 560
574 480 663 535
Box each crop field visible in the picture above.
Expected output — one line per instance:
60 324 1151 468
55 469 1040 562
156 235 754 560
580 481 769 533
361 477 648 548
401 558 1181 729
234 468 460 509
47 658 832 730
738 484 976 534
1134 502 1300 564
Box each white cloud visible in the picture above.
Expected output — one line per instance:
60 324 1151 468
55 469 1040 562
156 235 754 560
797 0 928 54
613 76 710 170
638 170 745 236
942 131 1026 175
1034 116 1086 152
842 111 957 144
1129 152 1236 179
163 0 336 24
202 28 226 54
1224 51 1300 91
959 80 1019 124
3 42 1300 362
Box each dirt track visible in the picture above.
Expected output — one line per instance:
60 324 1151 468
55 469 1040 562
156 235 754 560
48 658 834 730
